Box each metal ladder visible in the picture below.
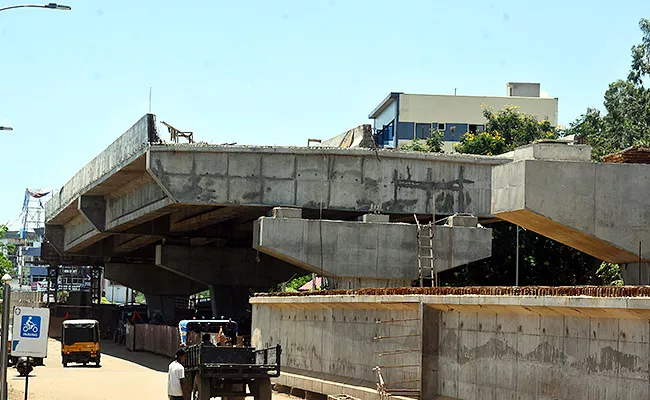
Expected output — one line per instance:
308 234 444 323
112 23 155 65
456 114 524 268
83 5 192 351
414 215 437 287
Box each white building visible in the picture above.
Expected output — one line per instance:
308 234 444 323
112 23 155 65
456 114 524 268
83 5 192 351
104 279 129 304
369 82 559 152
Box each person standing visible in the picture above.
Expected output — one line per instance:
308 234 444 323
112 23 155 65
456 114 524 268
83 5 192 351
168 348 186 400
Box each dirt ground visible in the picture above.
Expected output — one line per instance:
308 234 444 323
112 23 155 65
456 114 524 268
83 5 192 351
7 339 295 400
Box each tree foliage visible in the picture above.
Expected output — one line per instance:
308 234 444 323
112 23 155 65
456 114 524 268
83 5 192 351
274 274 312 292
0 225 15 279
400 129 444 153
440 223 598 286
566 19 650 160
595 262 624 286
455 106 556 155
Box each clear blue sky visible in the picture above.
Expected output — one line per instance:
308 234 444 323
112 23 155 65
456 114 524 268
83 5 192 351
0 1 646 228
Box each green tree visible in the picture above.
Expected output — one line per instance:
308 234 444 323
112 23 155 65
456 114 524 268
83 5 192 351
595 262 624 286
274 274 312 292
455 106 556 155
400 129 444 153
0 225 15 279
453 131 507 156
440 222 599 286
566 19 650 160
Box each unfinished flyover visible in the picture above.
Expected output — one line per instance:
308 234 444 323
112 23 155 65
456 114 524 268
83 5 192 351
42 114 500 322
42 114 650 319
42 114 650 399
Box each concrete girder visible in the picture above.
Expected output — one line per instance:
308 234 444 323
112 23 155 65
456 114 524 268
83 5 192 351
113 234 163 254
78 195 106 232
252 215 492 287
146 147 505 217
104 262 203 296
169 206 260 233
62 213 110 253
44 224 65 255
492 144 650 264
105 178 175 232
155 244 302 287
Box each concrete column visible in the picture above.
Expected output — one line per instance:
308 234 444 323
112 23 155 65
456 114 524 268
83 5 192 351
208 284 218 319
420 303 440 399
145 294 176 323
622 263 650 285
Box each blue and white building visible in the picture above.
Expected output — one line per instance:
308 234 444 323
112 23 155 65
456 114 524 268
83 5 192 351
369 82 559 152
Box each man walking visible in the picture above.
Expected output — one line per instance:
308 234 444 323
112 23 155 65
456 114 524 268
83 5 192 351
168 348 186 400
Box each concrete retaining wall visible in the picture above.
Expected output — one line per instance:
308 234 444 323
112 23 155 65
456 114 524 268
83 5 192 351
251 293 650 400
252 301 421 399
438 309 648 399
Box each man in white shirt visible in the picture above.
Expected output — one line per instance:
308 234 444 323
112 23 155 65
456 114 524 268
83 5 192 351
168 348 186 400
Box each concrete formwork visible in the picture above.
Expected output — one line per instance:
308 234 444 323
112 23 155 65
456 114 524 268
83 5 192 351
251 291 650 400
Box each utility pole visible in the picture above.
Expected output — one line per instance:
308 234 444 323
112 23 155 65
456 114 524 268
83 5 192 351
0 274 13 400
515 226 520 286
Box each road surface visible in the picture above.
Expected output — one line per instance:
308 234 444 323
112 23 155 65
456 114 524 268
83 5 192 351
7 338 293 400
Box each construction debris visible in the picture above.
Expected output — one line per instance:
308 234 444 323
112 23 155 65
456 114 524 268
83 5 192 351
160 120 194 143
255 285 650 298
602 146 650 164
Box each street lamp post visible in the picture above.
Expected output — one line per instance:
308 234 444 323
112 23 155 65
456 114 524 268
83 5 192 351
0 3 71 12
0 3 70 139
0 274 13 400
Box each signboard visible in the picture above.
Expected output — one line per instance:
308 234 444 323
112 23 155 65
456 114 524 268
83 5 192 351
12 306 50 358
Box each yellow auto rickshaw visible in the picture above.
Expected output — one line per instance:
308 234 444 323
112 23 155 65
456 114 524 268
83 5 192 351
61 319 101 367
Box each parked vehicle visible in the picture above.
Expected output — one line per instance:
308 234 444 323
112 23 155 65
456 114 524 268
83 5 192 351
178 319 281 400
61 319 101 367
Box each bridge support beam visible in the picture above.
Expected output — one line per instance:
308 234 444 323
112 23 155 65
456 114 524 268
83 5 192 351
253 214 492 288
104 263 203 296
154 244 301 287
78 195 106 232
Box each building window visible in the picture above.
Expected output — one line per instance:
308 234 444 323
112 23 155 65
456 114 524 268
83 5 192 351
437 123 446 131
469 124 485 134
415 123 433 139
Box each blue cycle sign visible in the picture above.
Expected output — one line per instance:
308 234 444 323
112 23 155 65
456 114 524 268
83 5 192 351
12 306 50 358
20 315 41 338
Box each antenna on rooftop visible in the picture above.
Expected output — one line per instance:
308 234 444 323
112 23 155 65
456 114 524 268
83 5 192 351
149 87 152 113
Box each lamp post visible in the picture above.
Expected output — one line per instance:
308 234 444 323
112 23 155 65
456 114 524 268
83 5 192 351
0 273 13 400
0 3 71 12
0 3 70 145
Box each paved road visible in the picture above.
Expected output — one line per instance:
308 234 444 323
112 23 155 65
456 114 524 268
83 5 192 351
7 339 292 400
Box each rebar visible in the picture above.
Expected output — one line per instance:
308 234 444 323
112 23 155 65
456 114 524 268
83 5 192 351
256 285 650 298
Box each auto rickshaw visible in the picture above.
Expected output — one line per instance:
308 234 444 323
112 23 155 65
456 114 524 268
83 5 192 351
61 319 101 367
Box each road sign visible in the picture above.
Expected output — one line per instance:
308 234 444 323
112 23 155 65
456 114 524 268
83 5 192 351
12 307 49 358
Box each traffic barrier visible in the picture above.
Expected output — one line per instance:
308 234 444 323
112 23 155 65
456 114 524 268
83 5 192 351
127 323 179 358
